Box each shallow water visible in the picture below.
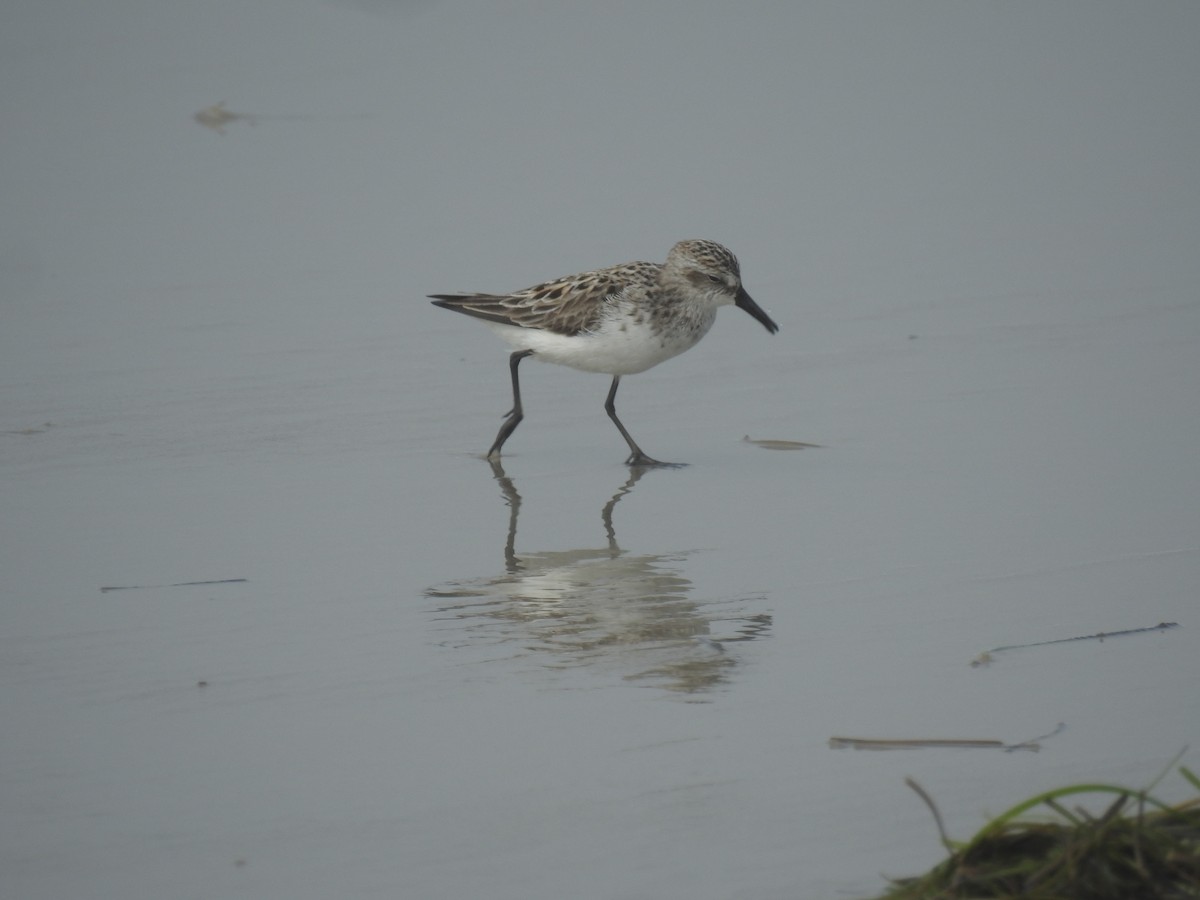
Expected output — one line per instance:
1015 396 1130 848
3 3 1199 898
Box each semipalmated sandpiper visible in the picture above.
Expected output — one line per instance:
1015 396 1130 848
431 239 778 466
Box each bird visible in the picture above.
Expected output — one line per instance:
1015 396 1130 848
430 239 778 466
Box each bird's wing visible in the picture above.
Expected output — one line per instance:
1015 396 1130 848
430 261 657 336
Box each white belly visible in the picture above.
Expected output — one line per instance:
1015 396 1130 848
486 315 713 376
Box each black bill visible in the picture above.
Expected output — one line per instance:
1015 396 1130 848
735 286 779 334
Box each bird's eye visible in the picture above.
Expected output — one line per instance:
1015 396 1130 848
707 274 722 284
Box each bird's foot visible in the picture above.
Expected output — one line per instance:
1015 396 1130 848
625 451 686 469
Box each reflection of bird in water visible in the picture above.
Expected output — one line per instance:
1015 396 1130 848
426 461 770 695
192 101 369 135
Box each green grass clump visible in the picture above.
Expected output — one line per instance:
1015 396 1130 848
878 765 1200 899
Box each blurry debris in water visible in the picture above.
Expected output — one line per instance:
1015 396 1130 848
2 422 53 435
100 578 248 593
742 435 821 450
830 723 1064 753
193 102 257 135
830 736 1007 751
976 621 1179 662
193 101 371 135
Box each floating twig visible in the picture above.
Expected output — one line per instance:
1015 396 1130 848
831 737 1005 751
830 723 1064 753
742 435 822 450
100 578 247 593
973 622 1179 665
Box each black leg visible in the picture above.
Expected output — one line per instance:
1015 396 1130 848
488 350 534 459
604 375 681 467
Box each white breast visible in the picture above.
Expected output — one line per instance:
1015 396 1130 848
486 309 716 376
